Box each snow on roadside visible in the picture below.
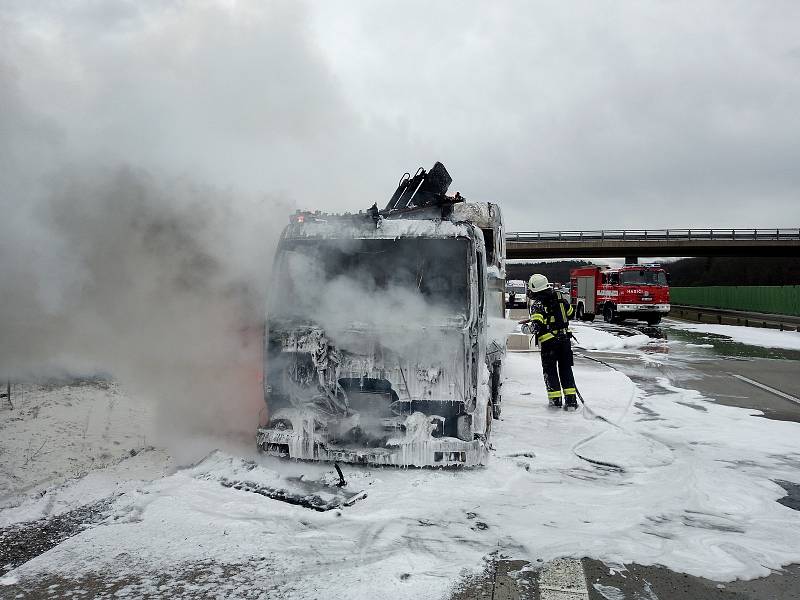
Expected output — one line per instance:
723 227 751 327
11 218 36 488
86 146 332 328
668 321 800 351
0 381 159 510
4 351 800 598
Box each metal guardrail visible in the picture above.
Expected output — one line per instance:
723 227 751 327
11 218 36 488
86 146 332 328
671 305 800 331
506 228 800 243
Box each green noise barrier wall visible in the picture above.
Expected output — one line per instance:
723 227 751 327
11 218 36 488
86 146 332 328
670 286 800 317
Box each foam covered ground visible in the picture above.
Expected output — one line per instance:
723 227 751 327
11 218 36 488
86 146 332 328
2 338 800 598
570 321 654 351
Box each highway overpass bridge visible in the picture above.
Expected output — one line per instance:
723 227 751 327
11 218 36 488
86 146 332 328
505 228 800 261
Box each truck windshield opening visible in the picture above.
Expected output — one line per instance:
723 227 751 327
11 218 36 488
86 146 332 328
273 238 471 317
620 270 668 286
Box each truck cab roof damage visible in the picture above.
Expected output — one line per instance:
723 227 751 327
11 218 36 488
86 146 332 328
257 162 506 467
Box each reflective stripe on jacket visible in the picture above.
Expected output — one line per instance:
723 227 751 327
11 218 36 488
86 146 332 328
530 296 574 345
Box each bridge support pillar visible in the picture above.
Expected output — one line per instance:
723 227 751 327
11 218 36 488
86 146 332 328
624 255 638 265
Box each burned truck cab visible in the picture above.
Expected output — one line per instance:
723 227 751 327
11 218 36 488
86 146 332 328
257 163 505 467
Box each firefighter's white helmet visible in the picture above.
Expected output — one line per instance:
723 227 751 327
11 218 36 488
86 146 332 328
528 274 549 294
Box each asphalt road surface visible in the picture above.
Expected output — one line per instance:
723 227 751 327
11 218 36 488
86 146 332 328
455 315 800 600
565 325 800 600
573 319 800 600
451 555 800 600
584 320 800 424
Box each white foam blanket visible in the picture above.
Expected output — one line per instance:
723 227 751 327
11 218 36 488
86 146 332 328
2 350 800 598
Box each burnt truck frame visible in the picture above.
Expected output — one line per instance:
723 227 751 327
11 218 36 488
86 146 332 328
257 163 505 467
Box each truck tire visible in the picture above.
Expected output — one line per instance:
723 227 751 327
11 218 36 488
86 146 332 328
576 303 584 321
646 315 662 326
603 304 616 323
585 313 595 322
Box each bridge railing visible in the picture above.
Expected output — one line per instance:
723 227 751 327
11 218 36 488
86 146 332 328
506 228 800 242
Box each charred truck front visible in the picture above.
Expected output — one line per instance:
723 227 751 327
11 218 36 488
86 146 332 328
257 163 505 467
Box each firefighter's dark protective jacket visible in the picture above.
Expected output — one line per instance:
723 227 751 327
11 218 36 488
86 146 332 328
528 290 574 345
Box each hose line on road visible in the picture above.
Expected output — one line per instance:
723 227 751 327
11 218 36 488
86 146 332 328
572 346 628 419
570 346 639 471
572 348 637 428
573 348 621 373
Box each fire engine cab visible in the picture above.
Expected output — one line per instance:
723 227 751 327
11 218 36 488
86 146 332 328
570 264 670 325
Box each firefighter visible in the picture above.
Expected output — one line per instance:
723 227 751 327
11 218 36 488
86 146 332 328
519 274 578 409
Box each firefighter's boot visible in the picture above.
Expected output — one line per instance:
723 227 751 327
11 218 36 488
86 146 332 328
548 392 563 408
564 394 578 410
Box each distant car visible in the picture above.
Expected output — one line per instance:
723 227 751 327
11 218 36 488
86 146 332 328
505 279 527 308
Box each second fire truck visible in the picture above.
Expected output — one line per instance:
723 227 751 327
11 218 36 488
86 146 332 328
569 264 670 325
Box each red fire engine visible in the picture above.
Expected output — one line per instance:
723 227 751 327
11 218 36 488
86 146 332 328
569 264 670 325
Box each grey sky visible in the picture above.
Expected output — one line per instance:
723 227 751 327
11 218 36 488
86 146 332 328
2 0 800 231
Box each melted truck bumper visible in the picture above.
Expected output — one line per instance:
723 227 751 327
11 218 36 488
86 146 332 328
256 427 488 467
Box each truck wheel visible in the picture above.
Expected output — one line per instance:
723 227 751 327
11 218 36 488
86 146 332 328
603 304 616 323
576 303 584 321
585 313 596 322
646 315 662 326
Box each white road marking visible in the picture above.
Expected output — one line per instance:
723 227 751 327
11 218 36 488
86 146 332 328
538 558 589 599
728 373 800 406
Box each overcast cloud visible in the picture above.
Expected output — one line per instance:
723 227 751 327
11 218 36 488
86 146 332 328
2 0 799 230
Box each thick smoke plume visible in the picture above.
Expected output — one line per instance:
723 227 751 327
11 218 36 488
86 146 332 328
0 165 287 456
0 3 324 459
